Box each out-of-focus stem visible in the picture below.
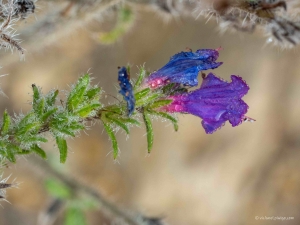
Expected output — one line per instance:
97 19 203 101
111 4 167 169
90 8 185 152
28 156 145 225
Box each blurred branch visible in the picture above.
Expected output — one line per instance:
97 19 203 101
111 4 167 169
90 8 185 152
29 156 145 225
20 0 123 51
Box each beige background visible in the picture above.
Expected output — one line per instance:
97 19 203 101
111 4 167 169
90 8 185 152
1 6 300 225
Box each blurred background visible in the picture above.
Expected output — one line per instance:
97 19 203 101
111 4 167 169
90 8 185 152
1 0 300 225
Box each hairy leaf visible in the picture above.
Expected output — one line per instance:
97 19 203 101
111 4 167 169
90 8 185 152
136 93 160 107
35 98 45 117
67 74 90 112
41 108 58 122
142 112 153 153
103 122 119 159
46 90 59 106
134 88 150 100
31 144 47 159
75 103 101 117
1 110 10 135
85 87 101 100
106 114 129 134
32 84 41 106
148 110 178 131
134 67 147 89
149 99 173 109
56 137 68 163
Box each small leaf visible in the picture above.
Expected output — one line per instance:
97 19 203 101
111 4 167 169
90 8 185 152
142 112 153 153
106 114 129 134
1 110 10 135
32 84 41 105
45 178 72 199
41 108 58 121
18 112 35 128
46 90 59 106
22 135 48 143
64 207 87 225
103 122 119 159
75 103 101 117
56 137 68 163
31 144 47 159
6 145 17 163
67 74 90 112
34 98 45 117
103 105 122 114
148 110 178 131
17 150 31 155
134 88 150 100
52 126 76 137
68 122 85 132
149 99 173 109
85 87 101 100
118 117 140 126
134 66 147 89
136 93 160 107
16 122 41 136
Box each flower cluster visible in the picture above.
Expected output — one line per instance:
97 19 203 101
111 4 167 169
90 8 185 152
144 48 251 134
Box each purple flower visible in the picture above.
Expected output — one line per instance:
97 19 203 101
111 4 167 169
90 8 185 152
145 48 223 88
161 73 250 134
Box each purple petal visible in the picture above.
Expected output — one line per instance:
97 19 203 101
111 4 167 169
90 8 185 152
162 73 250 133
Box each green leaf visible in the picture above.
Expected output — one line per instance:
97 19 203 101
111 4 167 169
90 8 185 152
34 98 45 117
75 103 101 117
18 112 35 128
118 117 140 126
67 74 90 112
136 93 160 107
1 110 10 135
148 110 178 131
46 90 59 106
16 121 41 136
32 84 41 105
52 126 76 137
68 122 85 132
134 67 147 89
56 137 68 163
64 207 87 225
103 122 119 159
45 178 72 199
149 99 173 109
85 87 101 100
106 114 129 134
41 108 58 121
17 150 31 155
31 144 47 159
134 88 150 100
22 135 48 143
6 144 17 162
142 112 153 153
103 105 122 114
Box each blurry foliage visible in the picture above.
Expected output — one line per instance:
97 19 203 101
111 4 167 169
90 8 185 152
99 6 135 44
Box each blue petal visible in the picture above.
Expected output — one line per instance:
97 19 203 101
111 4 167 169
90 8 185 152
118 67 135 116
146 49 223 88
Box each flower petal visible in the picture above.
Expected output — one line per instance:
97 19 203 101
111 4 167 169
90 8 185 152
118 67 135 116
162 73 250 133
145 49 223 88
